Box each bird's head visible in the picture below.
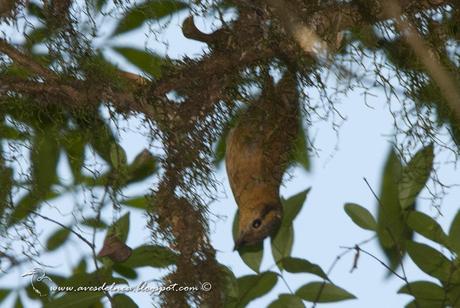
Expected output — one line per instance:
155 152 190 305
234 202 283 250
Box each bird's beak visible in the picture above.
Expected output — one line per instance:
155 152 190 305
233 232 246 251
233 241 241 251
233 231 246 251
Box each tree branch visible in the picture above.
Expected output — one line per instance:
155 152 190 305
384 0 460 122
0 38 56 81
30 210 94 250
0 1 452 122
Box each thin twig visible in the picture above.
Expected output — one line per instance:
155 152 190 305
30 210 94 249
363 177 383 207
350 245 360 273
277 273 295 295
311 236 375 308
340 245 405 280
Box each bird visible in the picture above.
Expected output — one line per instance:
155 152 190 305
226 72 299 250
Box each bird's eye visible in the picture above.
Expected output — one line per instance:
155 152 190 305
252 219 262 229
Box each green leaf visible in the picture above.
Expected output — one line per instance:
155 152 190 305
268 294 305 308
0 289 10 302
110 143 128 170
46 228 71 251
399 145 434 210
91 0 108 11
112 294 138 307
283 188 310 223
281 257 329 280
221 265 239 301
113 264 138 279
446 285 460 306
121 196 149 210
113 47 164 77
291 125 310 172
14 295 23 308
73 258 87 274
123 245 176 268
213 132 227 166
377 149 413 272
79 113 117 166
448 211 460 254
27 2 45 19
31 132 60 195
0 166 13 217
24 27 49 50
344 203 377 231
80 217 108 229
236 243 264 273
295 282 356 303
232 210 263 272
107 212 130 243
214 127 230 167
236 272 278 307
81 173 109 187
8 190 59 226
405 299 445 308
271 225 293 267
113 0 188 36
60 270 127 288
108 144 130 187
271 188 310 267
378 149 403 248
0 125 28 140
406 241 451 281
44 292 103 308
407 211 448 246
398 280 445 301
126 149 158 184
62 131 86 183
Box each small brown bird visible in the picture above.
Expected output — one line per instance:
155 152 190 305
226 72 299 249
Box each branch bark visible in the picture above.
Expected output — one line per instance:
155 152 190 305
0 1 452 121
0 38 56 81
383 0 460 122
